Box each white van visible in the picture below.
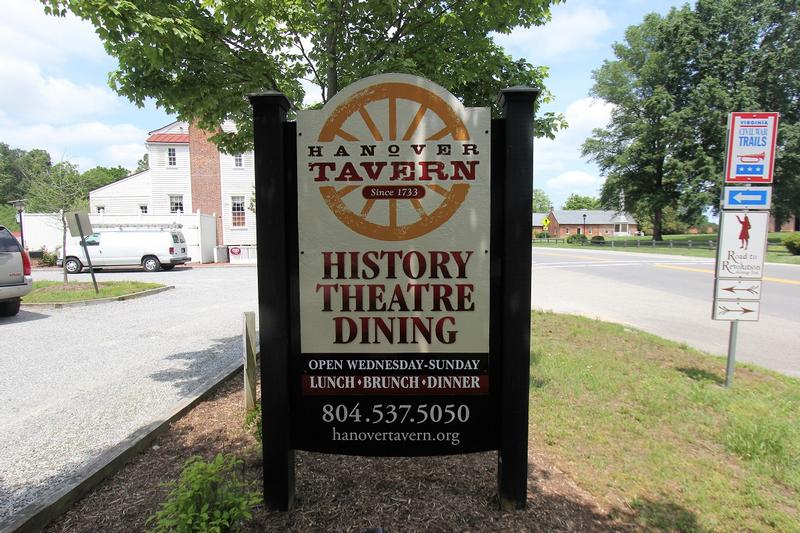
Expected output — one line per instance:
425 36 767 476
59 228 190 273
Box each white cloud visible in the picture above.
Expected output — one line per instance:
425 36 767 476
496 3 612 60
534 97 614 207
535 97 613 174
0 119 147 170
0 0 106 66
0 56 118 123
105 143 147 169
545 170 604 193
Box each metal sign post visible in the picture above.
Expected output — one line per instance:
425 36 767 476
66 211 99 294
713 111 779 387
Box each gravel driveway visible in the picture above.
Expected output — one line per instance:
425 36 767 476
0 265 257 527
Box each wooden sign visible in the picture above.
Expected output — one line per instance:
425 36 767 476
295 74 491 455
249 76 538 510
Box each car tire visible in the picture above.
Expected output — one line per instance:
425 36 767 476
161 264 175 271
65 257 83 274
142 255 161 272
0 298 21 317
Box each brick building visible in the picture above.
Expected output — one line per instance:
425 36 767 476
769 213 799 232
89 121 255 247
533 209 638 237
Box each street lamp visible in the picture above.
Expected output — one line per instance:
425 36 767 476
9 199 26 249
582 213 587 237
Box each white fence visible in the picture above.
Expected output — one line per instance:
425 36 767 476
22 211 219 263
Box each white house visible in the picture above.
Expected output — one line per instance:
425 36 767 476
89 121 257 248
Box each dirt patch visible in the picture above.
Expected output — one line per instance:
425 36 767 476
45 372 634 532
35 282 100 293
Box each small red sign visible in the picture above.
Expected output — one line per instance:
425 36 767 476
230 247 241 256
725 112 779 184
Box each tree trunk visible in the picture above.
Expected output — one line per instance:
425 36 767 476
324 2 338 101
61 210 68 285
652 208 663 241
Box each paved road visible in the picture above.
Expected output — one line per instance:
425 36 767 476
532 247 800 378
0 265 258 527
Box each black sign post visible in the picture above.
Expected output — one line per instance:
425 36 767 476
497 87 539 508
250 79 537 511
248 92 295 511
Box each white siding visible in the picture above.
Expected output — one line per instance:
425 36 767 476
90 171 151 214
148 144 192 215
219 150 257 245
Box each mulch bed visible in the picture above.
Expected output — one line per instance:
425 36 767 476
44 372 636 532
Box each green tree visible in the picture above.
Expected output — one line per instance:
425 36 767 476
582 12 691 241
81 165 130 191
27 162 88 284
42 0 565 154
135 153 149 173
1 144 51 203
584 0 800 238
561 193 600 210
531 188 551 212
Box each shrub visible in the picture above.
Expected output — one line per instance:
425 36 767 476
566 233 588 244
783 232 800 255
244 403 262 443
590 235 605 244
535 231 550 239
147 454 262 533
39 246 58 267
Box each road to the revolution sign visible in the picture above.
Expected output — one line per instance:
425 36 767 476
724 112 779 184
250 73 538 510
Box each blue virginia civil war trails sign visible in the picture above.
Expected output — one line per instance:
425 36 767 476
248 74 538 511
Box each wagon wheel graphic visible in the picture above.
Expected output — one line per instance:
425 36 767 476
317 82 472 241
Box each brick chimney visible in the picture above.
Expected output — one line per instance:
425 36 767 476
188 123 223 243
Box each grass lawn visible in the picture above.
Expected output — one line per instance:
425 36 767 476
23 280 164 303
532 234 800 264
531 311 800 532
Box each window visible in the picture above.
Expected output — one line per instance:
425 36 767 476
564 227 569 234
169 195 184 214
231 196 246 227
234 154 243 168
84 234 100 246
614 223 629 233
96 206 105 214
139 204 148 214
588 227 593 235
167 147 177 166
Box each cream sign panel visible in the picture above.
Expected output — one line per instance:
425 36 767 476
297 74 490 353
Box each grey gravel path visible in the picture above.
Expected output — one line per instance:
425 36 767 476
0 265 257 527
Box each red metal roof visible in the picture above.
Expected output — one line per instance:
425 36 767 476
146 133 189 143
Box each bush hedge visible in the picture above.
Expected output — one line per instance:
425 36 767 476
566 233 588 244
783 232 800 255
590 235 605 244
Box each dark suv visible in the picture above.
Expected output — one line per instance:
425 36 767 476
0 226 32 316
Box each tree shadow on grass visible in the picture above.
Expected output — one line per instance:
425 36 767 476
627 498 706 532
148 335 241 398
676 367 724 385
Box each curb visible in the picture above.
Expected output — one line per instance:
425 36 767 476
21 286 174 309
4 357 245 533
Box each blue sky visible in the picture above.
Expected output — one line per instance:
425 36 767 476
1 0 685 209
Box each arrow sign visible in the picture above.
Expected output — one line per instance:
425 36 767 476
713 299 760 321
723 186 771 209
715 279 762 301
